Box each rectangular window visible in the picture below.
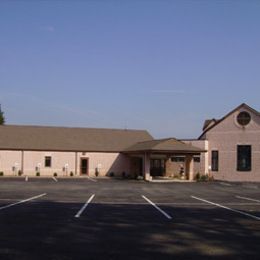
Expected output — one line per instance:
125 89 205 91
211 150 218 171
45 156 52 167
171 156 185 162
237 145 251 171
194 156 201 163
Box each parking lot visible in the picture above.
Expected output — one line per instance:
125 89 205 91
0 178 260 260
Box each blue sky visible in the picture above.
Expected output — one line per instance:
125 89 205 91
0 1 259 138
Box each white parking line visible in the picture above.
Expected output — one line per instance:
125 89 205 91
75 194 95 218
236 196 260 203
219 182 232 186
52 177 58 182
191 195 260 221
0 193 47 211
142 195 172 220
86 176 97 182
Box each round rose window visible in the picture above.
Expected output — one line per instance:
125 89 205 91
237 111 251 126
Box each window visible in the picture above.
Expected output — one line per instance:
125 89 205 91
237 111 251 126
194 156 200 163
171 156 185 162
211 151 218 171
237 145 251 171
45 156 52 167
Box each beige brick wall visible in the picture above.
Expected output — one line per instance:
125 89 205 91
205 107 260 181
82 152 130 177
0 150 131 177
0 150 22 175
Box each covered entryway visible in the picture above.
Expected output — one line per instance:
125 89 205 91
125 138 205 181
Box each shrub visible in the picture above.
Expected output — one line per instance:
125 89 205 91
70 171 74 177
195 172 200 181
18 170 23 176
0 171 4 176
53 172 58 177
95 168 99 177
200 174 209 182
109 172 114 177
36 172 40 177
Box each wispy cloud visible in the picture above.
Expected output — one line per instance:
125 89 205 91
2 92 100 118
42 26 55 32
151 89 186 94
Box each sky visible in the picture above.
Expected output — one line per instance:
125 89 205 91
0 0 260 139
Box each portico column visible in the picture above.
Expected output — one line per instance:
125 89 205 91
143 152 151 181
165 155 172 177
185 155 194 181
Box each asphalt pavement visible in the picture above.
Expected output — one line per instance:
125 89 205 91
0 178 259 260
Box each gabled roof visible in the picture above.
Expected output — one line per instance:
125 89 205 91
198 103 260 140
124 138 204 154
203 119 219 131
0 125 153 152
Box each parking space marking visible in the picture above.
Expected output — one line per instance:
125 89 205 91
236 196 260 203
219 182 232 186
0 193 47 211
75 194 95 218
86 176 97 182
52 177 58 182
142 195 172 220
191 195 260 221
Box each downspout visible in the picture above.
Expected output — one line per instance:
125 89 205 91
75 152 78 176
21 150 24 174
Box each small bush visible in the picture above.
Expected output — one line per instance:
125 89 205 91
36 172 40 177
195 173 214 182
0 171 4 176
70 171 74 177
109 172 114 177
18 170 23 176
195 172 200 181
95 168 99 177
199 174 210 182
53 172 58 177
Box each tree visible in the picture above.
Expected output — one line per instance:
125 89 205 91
0 105 5 125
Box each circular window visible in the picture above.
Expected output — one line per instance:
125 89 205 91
237 111 251 126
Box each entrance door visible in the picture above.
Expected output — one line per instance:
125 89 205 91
80 158 89 175
150 159 165 176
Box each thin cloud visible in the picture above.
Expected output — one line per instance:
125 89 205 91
2 92 100 118
42 26 55 32
151 90 186 94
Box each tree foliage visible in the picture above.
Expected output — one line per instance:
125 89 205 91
0 106 5 125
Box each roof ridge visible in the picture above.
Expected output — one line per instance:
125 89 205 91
1 124 150 133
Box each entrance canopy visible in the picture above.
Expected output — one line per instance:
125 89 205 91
124 138 204 154
124 138 205 181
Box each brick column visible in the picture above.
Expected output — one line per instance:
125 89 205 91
165 155 173 177
143 152 151 181
185 155 194 181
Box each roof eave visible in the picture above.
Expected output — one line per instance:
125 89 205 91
123 149 206 154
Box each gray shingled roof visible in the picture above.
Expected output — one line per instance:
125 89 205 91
125 138 204 154
0 125 153 152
